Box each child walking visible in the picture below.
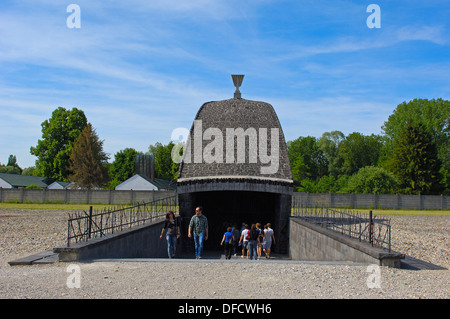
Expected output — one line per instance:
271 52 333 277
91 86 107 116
220 227 234 260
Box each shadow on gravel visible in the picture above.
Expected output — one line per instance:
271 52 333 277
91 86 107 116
401 255 447 270
178 250 288 260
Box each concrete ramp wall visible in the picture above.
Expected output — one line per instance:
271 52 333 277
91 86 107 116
289 217 404 267
54 216 404 266
55 218 170 261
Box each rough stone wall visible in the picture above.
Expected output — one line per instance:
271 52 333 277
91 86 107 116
178 98 292 181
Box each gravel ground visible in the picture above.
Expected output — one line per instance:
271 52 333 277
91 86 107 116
0 209 449 299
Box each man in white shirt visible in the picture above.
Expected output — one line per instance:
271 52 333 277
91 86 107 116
239 224 249 259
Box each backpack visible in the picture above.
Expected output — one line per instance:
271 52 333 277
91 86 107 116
257 229 264 243
246 229 259 241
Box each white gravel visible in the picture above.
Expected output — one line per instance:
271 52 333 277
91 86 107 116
0 209 449 299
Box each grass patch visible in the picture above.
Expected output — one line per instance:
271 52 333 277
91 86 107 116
0 202 120 211
356 209 450 216
292 207 450 217
0 202 179 211
2 202 448 216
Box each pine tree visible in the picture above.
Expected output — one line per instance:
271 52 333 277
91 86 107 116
68 123 109 189
389 122 442 194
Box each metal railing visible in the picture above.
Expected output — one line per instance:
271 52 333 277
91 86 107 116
66 195 178 246
291 199 391 252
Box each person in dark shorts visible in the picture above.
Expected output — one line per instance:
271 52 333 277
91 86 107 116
220 227 234 259
239 224 249 259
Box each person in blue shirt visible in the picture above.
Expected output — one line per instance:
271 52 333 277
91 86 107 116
220 227 234 260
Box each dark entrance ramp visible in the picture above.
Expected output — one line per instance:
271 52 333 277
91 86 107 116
181 190 279 251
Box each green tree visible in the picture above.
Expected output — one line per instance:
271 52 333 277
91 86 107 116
388 122 442 194
296 175 350 193
440 169 450 195
0 165 21 174
287 136 328 182
108 148 140 189
25 184 41 189
0 155 22 174
382 98 449 147
21 166 38 176
338 133 383 176
30 107 87 181
317 131 345 177
346 166 398 194
68 123 109 189
148 142 179 180
7 155 20 169
381 98 449 186
296 177 315 193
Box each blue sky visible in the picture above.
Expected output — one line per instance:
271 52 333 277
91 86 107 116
0 0 449 168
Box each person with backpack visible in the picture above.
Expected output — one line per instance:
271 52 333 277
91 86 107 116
246 224 259 260
256 223 264 259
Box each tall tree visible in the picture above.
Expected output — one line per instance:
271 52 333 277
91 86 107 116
7 155 19 168
0 155 22 174
382 98 449 175
338 133 383 176
317 131 345 177
382 98 449 194
287 136 328 182
388 122 442 194
382 98 449 146
148 142 179 180
30 107 87 180
108 148 140 189
68 123 109 189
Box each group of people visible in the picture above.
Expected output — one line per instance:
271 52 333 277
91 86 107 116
159 206 208 259
220 223 275 260
159 206 275 260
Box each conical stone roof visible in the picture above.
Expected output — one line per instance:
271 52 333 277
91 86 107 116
177 97 293 184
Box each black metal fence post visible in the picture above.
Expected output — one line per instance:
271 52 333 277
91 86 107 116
369 210 373 246
88 206 93 239
67 218 70 247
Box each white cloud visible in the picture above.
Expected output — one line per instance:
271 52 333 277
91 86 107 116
396 25 447 45
0 1 448 169
263 96 392 140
